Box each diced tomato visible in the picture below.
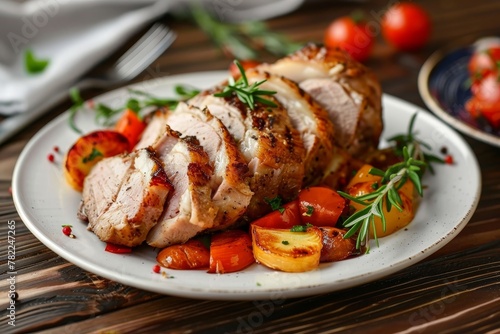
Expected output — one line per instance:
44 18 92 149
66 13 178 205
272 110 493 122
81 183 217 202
251 200 301 229
115 109 146 149
298 187 347 226
468 46 500 79
466 97 500 128
156 239 210 270
105 243 132 254
208 230 254 274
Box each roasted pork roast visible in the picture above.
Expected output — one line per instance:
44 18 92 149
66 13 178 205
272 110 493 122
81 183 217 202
78 45 382 248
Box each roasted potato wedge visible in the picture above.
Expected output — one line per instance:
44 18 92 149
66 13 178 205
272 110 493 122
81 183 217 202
251 224 323 272
64 130 130 191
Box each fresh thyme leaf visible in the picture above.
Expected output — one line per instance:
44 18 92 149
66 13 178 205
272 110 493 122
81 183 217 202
24 49 50 74
82 148 103 163
214 60 277 109
290 223 313 232
265 196 285 214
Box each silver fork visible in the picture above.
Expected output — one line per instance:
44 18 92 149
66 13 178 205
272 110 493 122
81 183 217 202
0 23 176 145
76 23 176 89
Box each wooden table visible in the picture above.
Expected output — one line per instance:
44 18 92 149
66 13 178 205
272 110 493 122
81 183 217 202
1 0 499 332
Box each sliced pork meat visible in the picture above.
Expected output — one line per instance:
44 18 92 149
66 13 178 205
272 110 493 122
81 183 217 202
134 108 169 150
78 43 383 248
244 69 336 185
259 44 383 158
190 91 305 219
166 103 253 230
80 148 172 247
147 126 218 247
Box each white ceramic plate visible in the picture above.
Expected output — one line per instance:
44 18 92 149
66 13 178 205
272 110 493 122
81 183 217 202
13 71 481 300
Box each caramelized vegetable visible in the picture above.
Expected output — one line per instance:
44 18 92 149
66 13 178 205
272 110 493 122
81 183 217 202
346 164 416 238
251 224 322 272
64 130 130 191
319 227 357 262
251 200 301 229
208 230 254 274
157 239 210 270
115 109 146 149
298 187 346 226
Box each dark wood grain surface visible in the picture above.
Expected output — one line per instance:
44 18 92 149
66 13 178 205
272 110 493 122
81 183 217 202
1 0 500 333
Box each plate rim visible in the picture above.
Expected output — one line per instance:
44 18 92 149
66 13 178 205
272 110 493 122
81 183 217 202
418 42 500 147
12 71 482 300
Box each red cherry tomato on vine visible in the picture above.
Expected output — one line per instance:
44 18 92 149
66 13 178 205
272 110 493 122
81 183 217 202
324 16 374 62
382 3 431 51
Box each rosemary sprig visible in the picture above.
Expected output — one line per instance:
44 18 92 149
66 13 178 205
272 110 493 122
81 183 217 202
387 113 444 173
338 113 445 252
338 146 425 252
190 5 302 59
214 60 277 109
67 84 199 132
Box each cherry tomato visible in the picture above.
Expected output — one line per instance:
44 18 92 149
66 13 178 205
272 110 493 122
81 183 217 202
208 230 254 274
298 187 346 226
324 16 374 62
382 3 431 51
229 60 261 77
251 200 301 229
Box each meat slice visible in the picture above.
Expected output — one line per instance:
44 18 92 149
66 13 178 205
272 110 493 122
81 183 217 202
190 90 305 219
147 126 218 247
81 148 172 247
244 69 336 185
134 108 169 150
166 103 253 230
259 44 383 158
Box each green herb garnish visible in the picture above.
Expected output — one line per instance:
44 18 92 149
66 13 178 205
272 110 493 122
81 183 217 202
68 85 199 133
24 49 49 74
303 205 314 217
281 240 290 245
190 6 302 60
214 60 277 110
338 113 445 252
387 113 444 173
82 148 103 163
69 87 84 134
290 223 313 232
265 196 285 214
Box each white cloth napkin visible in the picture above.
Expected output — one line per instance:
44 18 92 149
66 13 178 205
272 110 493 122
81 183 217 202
0 0 304 115
0 0 172 115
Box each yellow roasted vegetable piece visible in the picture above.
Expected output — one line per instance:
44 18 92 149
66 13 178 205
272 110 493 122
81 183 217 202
346 164 417 238
251 224 323 272
64 130 130 191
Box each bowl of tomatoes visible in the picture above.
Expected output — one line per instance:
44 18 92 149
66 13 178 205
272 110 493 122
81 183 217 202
418 36 500 147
